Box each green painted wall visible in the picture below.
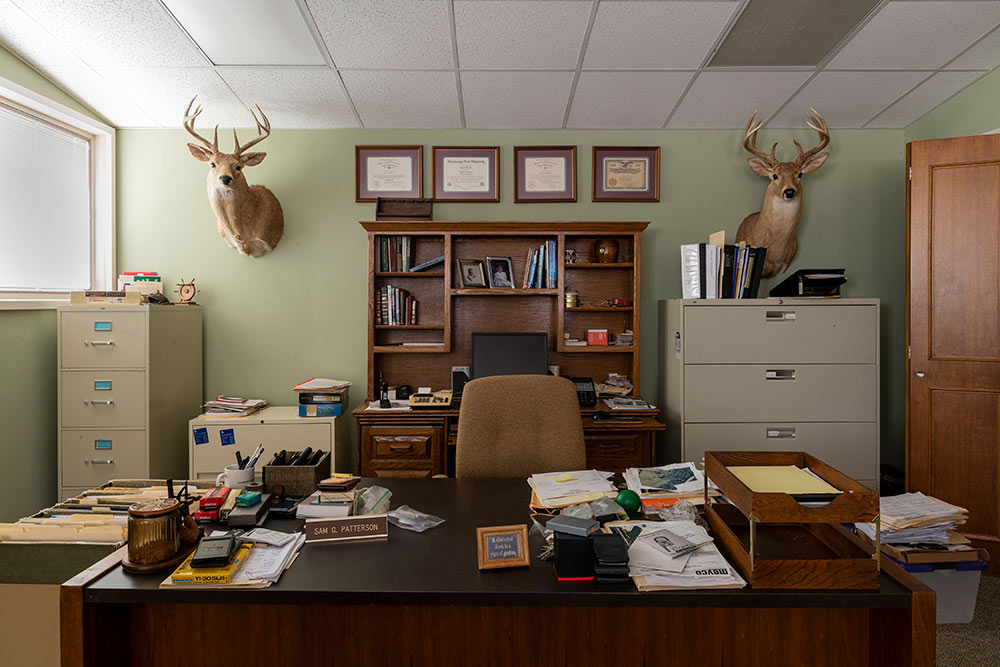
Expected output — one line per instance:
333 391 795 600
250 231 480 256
905 67 1000 142
117 127 907 472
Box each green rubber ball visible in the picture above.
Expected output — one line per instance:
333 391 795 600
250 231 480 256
616 489 642 514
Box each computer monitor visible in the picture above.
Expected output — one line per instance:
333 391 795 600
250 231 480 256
470 332 548 379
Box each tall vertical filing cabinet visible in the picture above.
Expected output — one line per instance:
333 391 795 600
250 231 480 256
57 304 202 500
660 298 880 489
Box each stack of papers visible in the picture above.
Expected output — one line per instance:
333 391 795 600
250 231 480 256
161 530 305 589
855 493 976 563
296 491 354 519
603 397 653 410
203 396 267 417
624 462 719 507
292 378 352 393
528 470 617 508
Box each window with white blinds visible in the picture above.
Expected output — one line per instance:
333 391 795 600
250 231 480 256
0 101 93 292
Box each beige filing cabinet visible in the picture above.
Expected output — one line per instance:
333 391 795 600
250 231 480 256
189 406 349 481
57 304 202 500
659 298 880 489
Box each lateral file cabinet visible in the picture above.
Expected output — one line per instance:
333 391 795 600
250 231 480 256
660 298 880 489
189 406 348 481
57 305 203 500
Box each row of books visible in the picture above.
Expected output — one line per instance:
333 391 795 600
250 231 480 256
379 235 414 272
680 242 767 299
376 285 418 325
523 240 558 288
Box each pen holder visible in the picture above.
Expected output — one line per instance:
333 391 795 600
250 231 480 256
216 463 255 490
263 450 331 498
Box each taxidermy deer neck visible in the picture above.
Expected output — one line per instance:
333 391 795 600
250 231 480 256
184 96 284 258
735 108 830 278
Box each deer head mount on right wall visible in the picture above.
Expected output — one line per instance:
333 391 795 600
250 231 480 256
735 108 830 278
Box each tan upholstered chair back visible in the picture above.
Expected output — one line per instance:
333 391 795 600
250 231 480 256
456 375 587 478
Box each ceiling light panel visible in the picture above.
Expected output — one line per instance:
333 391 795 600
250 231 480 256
340 70 460 128
0 0 86 68
11 0 207 67
307 0 454 69
709 0 880 67
584 1 739 69
866 70 986 128
568 71 694 128
454 1 592 70
217 68 358 129
462 71 574 128
948 26 1000 70
769 70 930 128
41 66 158 127
161 0 325 66
828 1 1000 70
668 71 811 128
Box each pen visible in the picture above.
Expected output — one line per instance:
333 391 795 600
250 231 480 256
236 451 244 469
245 444 264 469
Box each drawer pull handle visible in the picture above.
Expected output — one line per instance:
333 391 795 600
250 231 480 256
766 428 796 439
84 400 115 406
765 311 796 322
85 459 114 465
85 340 115 346
389 443 414 452
765 369 795 380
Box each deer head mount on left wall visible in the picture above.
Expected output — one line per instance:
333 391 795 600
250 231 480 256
184 96 284 258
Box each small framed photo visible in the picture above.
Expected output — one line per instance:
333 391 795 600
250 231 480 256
514 146 576 203
476 524 530 570
485 256 515 289
433 146 500 202
457 259 487 288
356 145 423 202
592 146 660 202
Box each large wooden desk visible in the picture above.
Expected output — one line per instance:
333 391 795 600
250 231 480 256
62 479 933 667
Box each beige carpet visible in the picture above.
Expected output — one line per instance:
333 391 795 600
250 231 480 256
937 574 999 667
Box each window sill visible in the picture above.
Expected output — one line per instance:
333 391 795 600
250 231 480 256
0 298 69 310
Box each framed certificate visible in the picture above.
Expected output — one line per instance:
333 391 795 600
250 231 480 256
432 146 500 202
592 146 660 202
356 145 422 202
514 146 576 203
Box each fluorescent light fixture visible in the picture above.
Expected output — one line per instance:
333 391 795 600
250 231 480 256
161 0 326 66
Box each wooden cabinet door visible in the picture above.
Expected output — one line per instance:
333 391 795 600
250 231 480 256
908 135 1000 567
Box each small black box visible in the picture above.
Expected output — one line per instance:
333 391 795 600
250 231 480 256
554 533 594 580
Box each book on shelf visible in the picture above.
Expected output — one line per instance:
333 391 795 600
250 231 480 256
520 241 557 288
409 255 444 272
681 231 766 299
377 285 419 325
379 235 415 272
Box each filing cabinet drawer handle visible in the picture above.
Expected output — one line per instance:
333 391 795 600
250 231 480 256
766 428 796 439
85 340 115 346
83 400 115 406
765 369 796 380
765 311 796 322
85 459 114 465
389 443 414 452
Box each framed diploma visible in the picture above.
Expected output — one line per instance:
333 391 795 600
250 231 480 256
432 146 500 202
514 146 576 203
356 145 423 202
592 146 660 202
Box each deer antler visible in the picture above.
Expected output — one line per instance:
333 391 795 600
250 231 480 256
183 95 218 152
793 108 829 165
743 109 778 167
233 105 271 156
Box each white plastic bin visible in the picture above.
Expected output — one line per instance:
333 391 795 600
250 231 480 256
899 560 987 624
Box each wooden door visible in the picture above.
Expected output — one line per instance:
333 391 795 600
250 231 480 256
908 134 1000 569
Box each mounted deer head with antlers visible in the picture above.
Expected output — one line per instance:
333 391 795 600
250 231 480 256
184 96 284 258
735 108 830 278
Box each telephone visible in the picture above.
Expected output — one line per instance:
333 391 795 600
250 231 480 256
569 377 597 407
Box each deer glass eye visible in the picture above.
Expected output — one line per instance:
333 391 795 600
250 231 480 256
798 172 803 178
771 174 778 181
236 166 242 171
210 162 215 168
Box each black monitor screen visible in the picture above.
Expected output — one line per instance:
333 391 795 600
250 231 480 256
471 332 548 379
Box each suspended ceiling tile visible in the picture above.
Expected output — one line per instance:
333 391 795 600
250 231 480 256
92 67 247 128
769 70 930 128
568 71 694 128
584 1 739 69
668 71 811 128
948 26 1000 69
341 70 460 128
462 71 574 128
866 70 986 127
11 0 208 67
41 67 157 127
217 68 358 129
0 0 86 68
828 1 1000 70
454 0 592 70
307 0 454 69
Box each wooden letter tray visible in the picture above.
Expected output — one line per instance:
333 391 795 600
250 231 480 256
703 451 880 590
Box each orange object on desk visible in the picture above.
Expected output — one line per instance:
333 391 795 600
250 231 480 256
586 329 608 346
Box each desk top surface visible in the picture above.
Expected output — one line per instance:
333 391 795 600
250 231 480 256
85 478 911 607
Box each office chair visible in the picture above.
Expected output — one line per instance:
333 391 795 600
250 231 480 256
456 375 587 478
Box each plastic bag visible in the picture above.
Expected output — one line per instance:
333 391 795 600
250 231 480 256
354 485 392 515
387 505 445 532
656 499 699 523
588 496 627 521
561 502 594 519
530 516 555 560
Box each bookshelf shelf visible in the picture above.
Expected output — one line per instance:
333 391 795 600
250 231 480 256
376 272 444 278
565 263 634 269
565 307 633 312
450 288 559 296
375 325 445 330
560 346 635 354
373 344 448 354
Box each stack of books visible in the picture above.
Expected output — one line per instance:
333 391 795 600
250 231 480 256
293 378 351 417
681 230 766 299
856 492 982 564
376 285 418 325
203 396 267 417
296 490 355 519
623 462 719 510
379 235 414 272
522 240 558 288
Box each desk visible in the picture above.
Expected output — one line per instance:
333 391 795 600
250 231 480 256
62 479 933 667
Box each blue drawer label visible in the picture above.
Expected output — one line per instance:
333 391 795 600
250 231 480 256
219 428 236 446
94 439 112 450
94 321 112 331
193 427 209 445
94 380 112 390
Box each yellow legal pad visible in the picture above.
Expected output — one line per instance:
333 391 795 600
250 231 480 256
726 465 841 495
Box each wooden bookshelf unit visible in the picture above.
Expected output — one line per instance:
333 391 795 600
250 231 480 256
355 221 662 477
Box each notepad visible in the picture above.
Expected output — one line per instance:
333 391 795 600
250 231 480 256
726 465 841 496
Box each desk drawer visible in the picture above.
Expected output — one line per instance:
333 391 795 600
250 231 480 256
62 429 146 487
684 364 876 422
585 432 648 472
370 427 435 459
60 312 145 368
682 305 876 364
61 370 145 428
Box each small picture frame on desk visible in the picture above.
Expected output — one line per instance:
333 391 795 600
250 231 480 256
356 145 423 202
477 524 530 570
433 146 500 202
457 258 487 288
485 256 515 289
592 146 660 202
514 146 576 203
